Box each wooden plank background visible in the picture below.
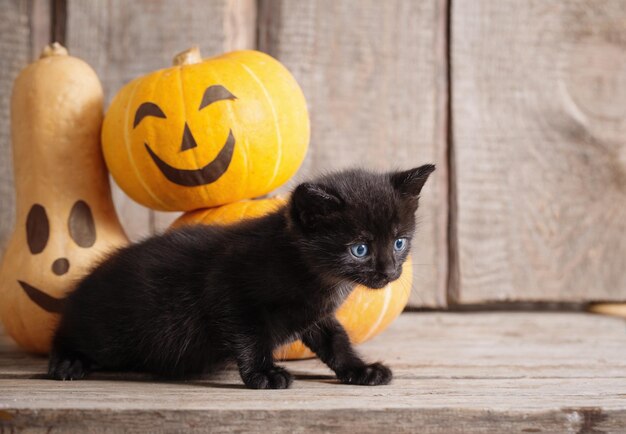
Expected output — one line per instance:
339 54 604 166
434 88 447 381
258 0 449 307
451 0 626 302
0 1 29 253
0 0 448 307
1 1 625 305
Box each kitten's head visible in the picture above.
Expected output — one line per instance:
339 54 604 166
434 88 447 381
288 165 435 289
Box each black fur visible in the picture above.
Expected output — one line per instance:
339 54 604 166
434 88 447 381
48 166 435 389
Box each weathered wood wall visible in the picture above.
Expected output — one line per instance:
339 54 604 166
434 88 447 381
451 0 626 303
0 0 448 307
0 1 29 253
1 0 624 306
258 0 449 306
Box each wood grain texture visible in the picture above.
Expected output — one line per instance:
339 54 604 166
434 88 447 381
28 0 52 60
0 0 31 253
258 0 449 307
452 0 626 302
1 312 626 432
65 0 256 240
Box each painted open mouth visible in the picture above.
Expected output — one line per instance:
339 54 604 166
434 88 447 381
145 129 236 187
18 280 65 313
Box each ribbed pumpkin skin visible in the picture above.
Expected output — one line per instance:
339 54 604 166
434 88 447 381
172 198 413 360
102 50 310 211
173 198 285 226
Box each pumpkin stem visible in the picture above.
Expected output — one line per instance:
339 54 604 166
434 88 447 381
40 42 68 58
173 46 202 66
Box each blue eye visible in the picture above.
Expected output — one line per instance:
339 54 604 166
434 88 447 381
350 243 369 258
394 238 407 252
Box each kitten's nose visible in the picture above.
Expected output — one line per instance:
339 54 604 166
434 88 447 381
377 264 396 280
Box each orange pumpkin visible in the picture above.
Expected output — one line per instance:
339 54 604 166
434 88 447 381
102 47 310 211
172 198 413 360
0 44 128 354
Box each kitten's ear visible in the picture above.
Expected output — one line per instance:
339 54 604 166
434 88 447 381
390 164 436 197
290 182 344 229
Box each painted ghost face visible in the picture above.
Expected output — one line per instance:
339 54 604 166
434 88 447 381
19 201 96 313
0 42 129 355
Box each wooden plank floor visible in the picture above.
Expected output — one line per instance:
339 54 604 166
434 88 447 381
1 312 625 433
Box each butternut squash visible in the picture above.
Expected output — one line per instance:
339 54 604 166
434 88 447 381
0 43 128 354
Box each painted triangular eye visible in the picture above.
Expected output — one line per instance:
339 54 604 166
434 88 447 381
68 200 96 248
26 204 49 254
199 85 236 110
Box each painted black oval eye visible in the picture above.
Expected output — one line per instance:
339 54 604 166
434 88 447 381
26 204 49 254
199 85 237 110
133 102 166 128
68 200 96 248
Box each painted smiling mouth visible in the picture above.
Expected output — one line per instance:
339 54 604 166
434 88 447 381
145 129 236 187
18 280 66 314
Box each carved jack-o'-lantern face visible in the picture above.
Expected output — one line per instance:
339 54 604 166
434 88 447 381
18 201 96 313
102 48 310 212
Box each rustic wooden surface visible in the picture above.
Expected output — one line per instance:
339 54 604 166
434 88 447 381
451 0 626 303
258 0 449 307
1 312 625 432
65 0 256 241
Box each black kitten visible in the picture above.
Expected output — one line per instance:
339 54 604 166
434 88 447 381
48 165 435 389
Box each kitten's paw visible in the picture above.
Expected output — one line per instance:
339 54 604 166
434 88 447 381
337 362 392 386
242 366 294 389
48 351 89 381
